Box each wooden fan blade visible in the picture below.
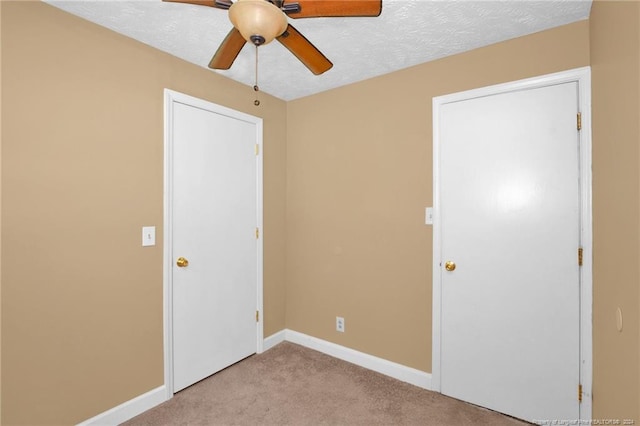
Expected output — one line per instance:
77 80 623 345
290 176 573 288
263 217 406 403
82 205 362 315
277 24 332 75
162 0 232 9
285 0 381 18
209 28 247 70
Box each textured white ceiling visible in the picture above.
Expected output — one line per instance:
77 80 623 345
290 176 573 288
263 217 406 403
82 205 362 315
45 0 592 101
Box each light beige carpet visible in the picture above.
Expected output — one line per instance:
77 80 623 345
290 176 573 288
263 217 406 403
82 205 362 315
122 342 529 425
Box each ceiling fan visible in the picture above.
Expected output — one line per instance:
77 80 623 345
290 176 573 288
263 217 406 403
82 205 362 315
164 0 383 75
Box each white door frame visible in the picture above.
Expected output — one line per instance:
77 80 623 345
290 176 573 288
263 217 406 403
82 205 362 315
162 89 264 398
431 67 592 420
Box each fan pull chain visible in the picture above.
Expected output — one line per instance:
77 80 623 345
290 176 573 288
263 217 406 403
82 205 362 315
253 45 260 107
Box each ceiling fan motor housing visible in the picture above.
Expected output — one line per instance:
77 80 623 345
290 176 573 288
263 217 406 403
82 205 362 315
229 0 288 46
171 0 383 75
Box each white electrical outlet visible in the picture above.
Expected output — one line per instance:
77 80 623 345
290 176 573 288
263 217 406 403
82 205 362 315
336 316 345 333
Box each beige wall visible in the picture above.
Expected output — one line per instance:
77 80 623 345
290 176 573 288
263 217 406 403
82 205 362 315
3 0 640 424
590 0 640 421
287 3 640 419
1 2 287 424
286 21 590 372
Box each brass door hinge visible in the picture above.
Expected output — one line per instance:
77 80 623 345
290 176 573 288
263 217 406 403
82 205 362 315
255 144 260 156
577 113 582 131
578 384 583 403
256 227 260 239
578 248 583 266
256 310 260 322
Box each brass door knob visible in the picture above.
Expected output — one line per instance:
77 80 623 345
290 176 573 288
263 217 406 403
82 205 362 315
445 261 456 272
176 257 189 268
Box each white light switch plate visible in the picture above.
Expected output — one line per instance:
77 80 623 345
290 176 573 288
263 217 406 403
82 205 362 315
142 226 156 247
425 207 433 225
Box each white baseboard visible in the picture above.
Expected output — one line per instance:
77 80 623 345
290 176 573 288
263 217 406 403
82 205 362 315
79 330 430 425
263 329 286 351
76 385 168 426
282 329 432 390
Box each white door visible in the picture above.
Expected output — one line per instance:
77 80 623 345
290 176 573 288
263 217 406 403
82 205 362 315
169 97 261 392
437 82 581 421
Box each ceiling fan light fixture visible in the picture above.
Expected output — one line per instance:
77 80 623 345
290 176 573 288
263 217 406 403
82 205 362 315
228 0 288 46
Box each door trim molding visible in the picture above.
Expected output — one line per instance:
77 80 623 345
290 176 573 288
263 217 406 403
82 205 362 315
431 67 593 420
163 89 264 399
